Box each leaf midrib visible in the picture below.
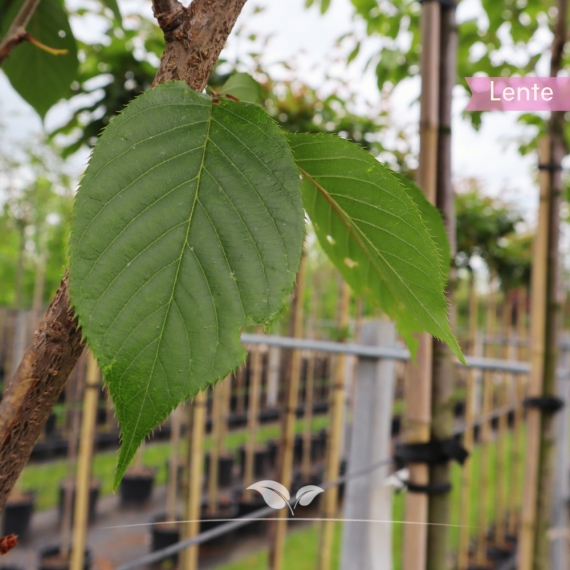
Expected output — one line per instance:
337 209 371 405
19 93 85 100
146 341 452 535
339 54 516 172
119 105 215 467
299 166 450 342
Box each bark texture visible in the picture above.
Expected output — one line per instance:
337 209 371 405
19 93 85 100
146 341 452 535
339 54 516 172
0 273 85 512
0 0 247 516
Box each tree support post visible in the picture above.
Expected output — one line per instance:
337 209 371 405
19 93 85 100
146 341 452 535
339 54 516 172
403 2 440 569
340 320 397 570
70 352 99 570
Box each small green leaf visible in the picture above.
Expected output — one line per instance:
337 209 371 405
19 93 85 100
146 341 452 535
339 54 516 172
70 82 304 485
0 0 78 119
220 72 262 104
287 133 463 363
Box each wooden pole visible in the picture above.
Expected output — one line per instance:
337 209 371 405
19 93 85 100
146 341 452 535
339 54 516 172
302 288 319 483
474 282 497 566
244 332 263 499
494 296 514 548
60 353 86 560
182 391 206 570
426 1 458 565
508 288 528 537
166 404 183 523
70 352 99 570
403 2 439 569
458 274 478 570
318 278 350 570
207 380 225 514
268 251 306 570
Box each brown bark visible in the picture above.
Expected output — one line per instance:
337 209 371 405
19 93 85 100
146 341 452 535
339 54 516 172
0 0 248 516
0 272 84 513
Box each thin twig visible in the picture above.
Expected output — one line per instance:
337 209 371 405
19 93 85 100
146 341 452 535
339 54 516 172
0 0 42 66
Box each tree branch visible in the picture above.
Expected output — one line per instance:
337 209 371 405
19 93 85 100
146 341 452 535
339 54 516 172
0 0 248 516
0 0 41 66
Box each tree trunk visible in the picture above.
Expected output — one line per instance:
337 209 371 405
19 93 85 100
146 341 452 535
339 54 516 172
0 0 248 515
519 1 567 567
426 3 457 568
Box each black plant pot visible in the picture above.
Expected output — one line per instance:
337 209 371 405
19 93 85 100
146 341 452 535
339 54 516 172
234 494 268 535
0 564 25 570
44 413 57 438
2 492 35 540
58 480 100 525
38 545 92 570
119 468 156 505
198 500 238 552
204 452 235 487
239 446 269 478
150 515 180 569
266 440 278 468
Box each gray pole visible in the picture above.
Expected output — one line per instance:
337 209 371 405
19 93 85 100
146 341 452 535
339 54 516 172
340 319 396 570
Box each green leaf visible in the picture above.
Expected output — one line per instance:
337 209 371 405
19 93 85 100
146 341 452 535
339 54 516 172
287 133 463 363
391 172 450 282
69 82 304 485
99 0 121 22
0 0 78 119
220 72 262 104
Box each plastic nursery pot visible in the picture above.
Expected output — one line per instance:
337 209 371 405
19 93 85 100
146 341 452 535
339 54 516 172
238 446 269 478
2 491 35 540
234 491 269 536
150 514 181 569
44 413 57 438
204 452 235 487
198 498 238 551
266 439 278 468
119 467 156 505
37 545 92 570
57 479 100 525
0 564 25 570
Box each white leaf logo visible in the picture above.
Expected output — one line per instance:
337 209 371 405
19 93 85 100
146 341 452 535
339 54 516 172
294 485 325 508
247 480 294 515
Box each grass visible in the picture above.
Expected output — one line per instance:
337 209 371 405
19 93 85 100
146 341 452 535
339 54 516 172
19 415 330 511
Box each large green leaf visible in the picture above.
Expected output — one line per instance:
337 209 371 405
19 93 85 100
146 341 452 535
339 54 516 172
0 0 78 119
287 133 463 362
69 82 304 485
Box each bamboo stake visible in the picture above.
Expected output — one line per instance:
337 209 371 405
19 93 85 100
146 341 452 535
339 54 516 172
70 352 99 570
474 282 497 566
60 353 86 560
243 335 263 500
301 288 320 483
403 4 439 568
318 278 350 570
182 391 206 570
458 273 478 570
494 296 514 548
268 252 306 570
207 380 225 514
508 288 528 536
166 404 184 523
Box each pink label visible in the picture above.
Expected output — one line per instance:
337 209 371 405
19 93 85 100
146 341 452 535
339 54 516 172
465 77 570 111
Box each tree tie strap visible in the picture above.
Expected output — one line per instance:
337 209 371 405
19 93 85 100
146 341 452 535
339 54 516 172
406 481 452 495
394 437 469 468
538 163 564 171
418 0 458 7
523 396 565 414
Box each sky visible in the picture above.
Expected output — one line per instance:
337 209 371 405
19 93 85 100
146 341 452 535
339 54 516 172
0 0 552 221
